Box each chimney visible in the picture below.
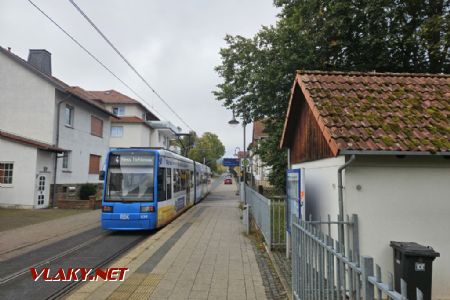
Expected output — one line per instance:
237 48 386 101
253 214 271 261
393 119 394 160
27 49 52 76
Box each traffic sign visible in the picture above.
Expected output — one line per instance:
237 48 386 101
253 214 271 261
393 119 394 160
222 158 240 167
241 158 250 167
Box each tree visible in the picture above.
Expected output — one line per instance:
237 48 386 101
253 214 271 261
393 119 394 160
214 0 450 191
188 132 225 172
172 131 198 156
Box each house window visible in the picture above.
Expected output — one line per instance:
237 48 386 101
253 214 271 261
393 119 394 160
91 116 103 137
0 163 13 184
112 106 125 116
64 105 74 127
89 154 101 174
62 151 71 170
111 126 123 137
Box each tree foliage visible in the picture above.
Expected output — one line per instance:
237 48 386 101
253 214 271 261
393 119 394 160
214 0 450 191
173 131 198 156
188 132 225 172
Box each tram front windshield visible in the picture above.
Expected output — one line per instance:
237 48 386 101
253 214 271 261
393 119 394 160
105 152 155 202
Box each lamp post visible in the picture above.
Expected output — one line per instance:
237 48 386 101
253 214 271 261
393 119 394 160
233 147 241 194
228 110 248 203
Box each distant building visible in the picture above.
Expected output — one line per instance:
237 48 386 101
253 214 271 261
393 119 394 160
280 71 450 297
249 120 271 187
0 47 113 208
75 88 180 150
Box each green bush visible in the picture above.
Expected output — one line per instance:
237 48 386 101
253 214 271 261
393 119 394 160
79 183 97 200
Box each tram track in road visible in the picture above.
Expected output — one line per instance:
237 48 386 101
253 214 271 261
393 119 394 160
0 229 148 300
0 232 106 285
45 233 146 300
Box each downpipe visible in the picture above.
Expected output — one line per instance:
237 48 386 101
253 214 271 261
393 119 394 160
52 94 72 207
337 154 356 245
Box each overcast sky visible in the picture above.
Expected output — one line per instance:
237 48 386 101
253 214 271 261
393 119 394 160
0 0 279 157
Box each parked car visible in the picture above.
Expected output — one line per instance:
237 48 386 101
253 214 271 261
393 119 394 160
224 178 232 185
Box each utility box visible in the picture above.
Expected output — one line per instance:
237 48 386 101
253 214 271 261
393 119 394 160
390 241 440 300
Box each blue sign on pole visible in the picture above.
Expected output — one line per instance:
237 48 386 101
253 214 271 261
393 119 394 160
222 158 240 167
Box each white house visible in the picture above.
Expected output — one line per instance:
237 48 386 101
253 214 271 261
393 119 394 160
71 88 180 150
0 130 63 208
280 71 450 297
0 47 113 208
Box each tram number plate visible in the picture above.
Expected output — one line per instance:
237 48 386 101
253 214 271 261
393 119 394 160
120 213 129 220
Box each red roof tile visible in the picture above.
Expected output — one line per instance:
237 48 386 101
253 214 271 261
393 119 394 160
87 90 139 104
0 130 65 152
281 71 450 153
84 89 159 121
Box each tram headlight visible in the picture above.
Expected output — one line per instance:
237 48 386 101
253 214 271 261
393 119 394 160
102 205 113 212
140 206 155 213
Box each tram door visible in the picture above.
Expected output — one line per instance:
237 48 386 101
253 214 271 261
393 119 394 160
36 173 49 208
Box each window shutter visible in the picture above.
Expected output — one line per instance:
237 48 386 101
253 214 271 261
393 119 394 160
89 155 101 174
91 116 103 137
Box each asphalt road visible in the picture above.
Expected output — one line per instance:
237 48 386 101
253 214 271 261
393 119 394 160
0 229 148 300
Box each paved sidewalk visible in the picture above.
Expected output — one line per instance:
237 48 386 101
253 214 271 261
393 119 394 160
0 210 100 261
69 183 267 300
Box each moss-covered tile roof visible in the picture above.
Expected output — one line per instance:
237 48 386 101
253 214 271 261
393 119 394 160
295 71 450 153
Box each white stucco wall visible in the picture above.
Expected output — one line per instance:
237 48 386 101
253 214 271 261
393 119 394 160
344 156 450 298
150 129 172 149
0 139 38 208
292 156 345 220
110 123 151 148
293 155 450 297
105 103 144 118
0 52 56 144
57 97 111 184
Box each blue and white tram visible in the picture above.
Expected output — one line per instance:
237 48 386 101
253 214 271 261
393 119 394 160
101 148 211 230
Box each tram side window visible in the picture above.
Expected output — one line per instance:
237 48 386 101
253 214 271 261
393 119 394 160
157 168 166 201
179 170 185 191
173 169 181 193
166 168 172 199
196 172 200 186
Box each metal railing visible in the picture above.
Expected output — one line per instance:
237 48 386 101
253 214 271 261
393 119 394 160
292 215 424 300
245 185 286 249
270 195 286 249
246 186 271 246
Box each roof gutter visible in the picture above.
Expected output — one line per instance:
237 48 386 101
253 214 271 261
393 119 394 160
340 150 450 156
337 154 356 245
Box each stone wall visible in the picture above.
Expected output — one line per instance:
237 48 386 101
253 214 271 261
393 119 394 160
51 183 103 209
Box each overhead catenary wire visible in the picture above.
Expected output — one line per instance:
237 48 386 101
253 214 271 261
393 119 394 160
67 0 194 132
26 0 169 122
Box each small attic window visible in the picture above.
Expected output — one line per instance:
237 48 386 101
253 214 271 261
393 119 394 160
112 106 125 116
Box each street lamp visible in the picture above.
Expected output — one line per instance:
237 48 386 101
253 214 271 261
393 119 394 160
228 110 239 126
233 147 241 190
228 110 248 203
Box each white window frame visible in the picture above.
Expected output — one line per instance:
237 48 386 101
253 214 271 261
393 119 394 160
62 151 71 171
112 106 125 116
0 162 14 185
64 105 74 127
111 126 124 137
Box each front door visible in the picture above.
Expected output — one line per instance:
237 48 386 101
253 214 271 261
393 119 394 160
36 173 49 208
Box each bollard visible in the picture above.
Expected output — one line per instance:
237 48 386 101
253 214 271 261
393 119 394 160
242 204 250 234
